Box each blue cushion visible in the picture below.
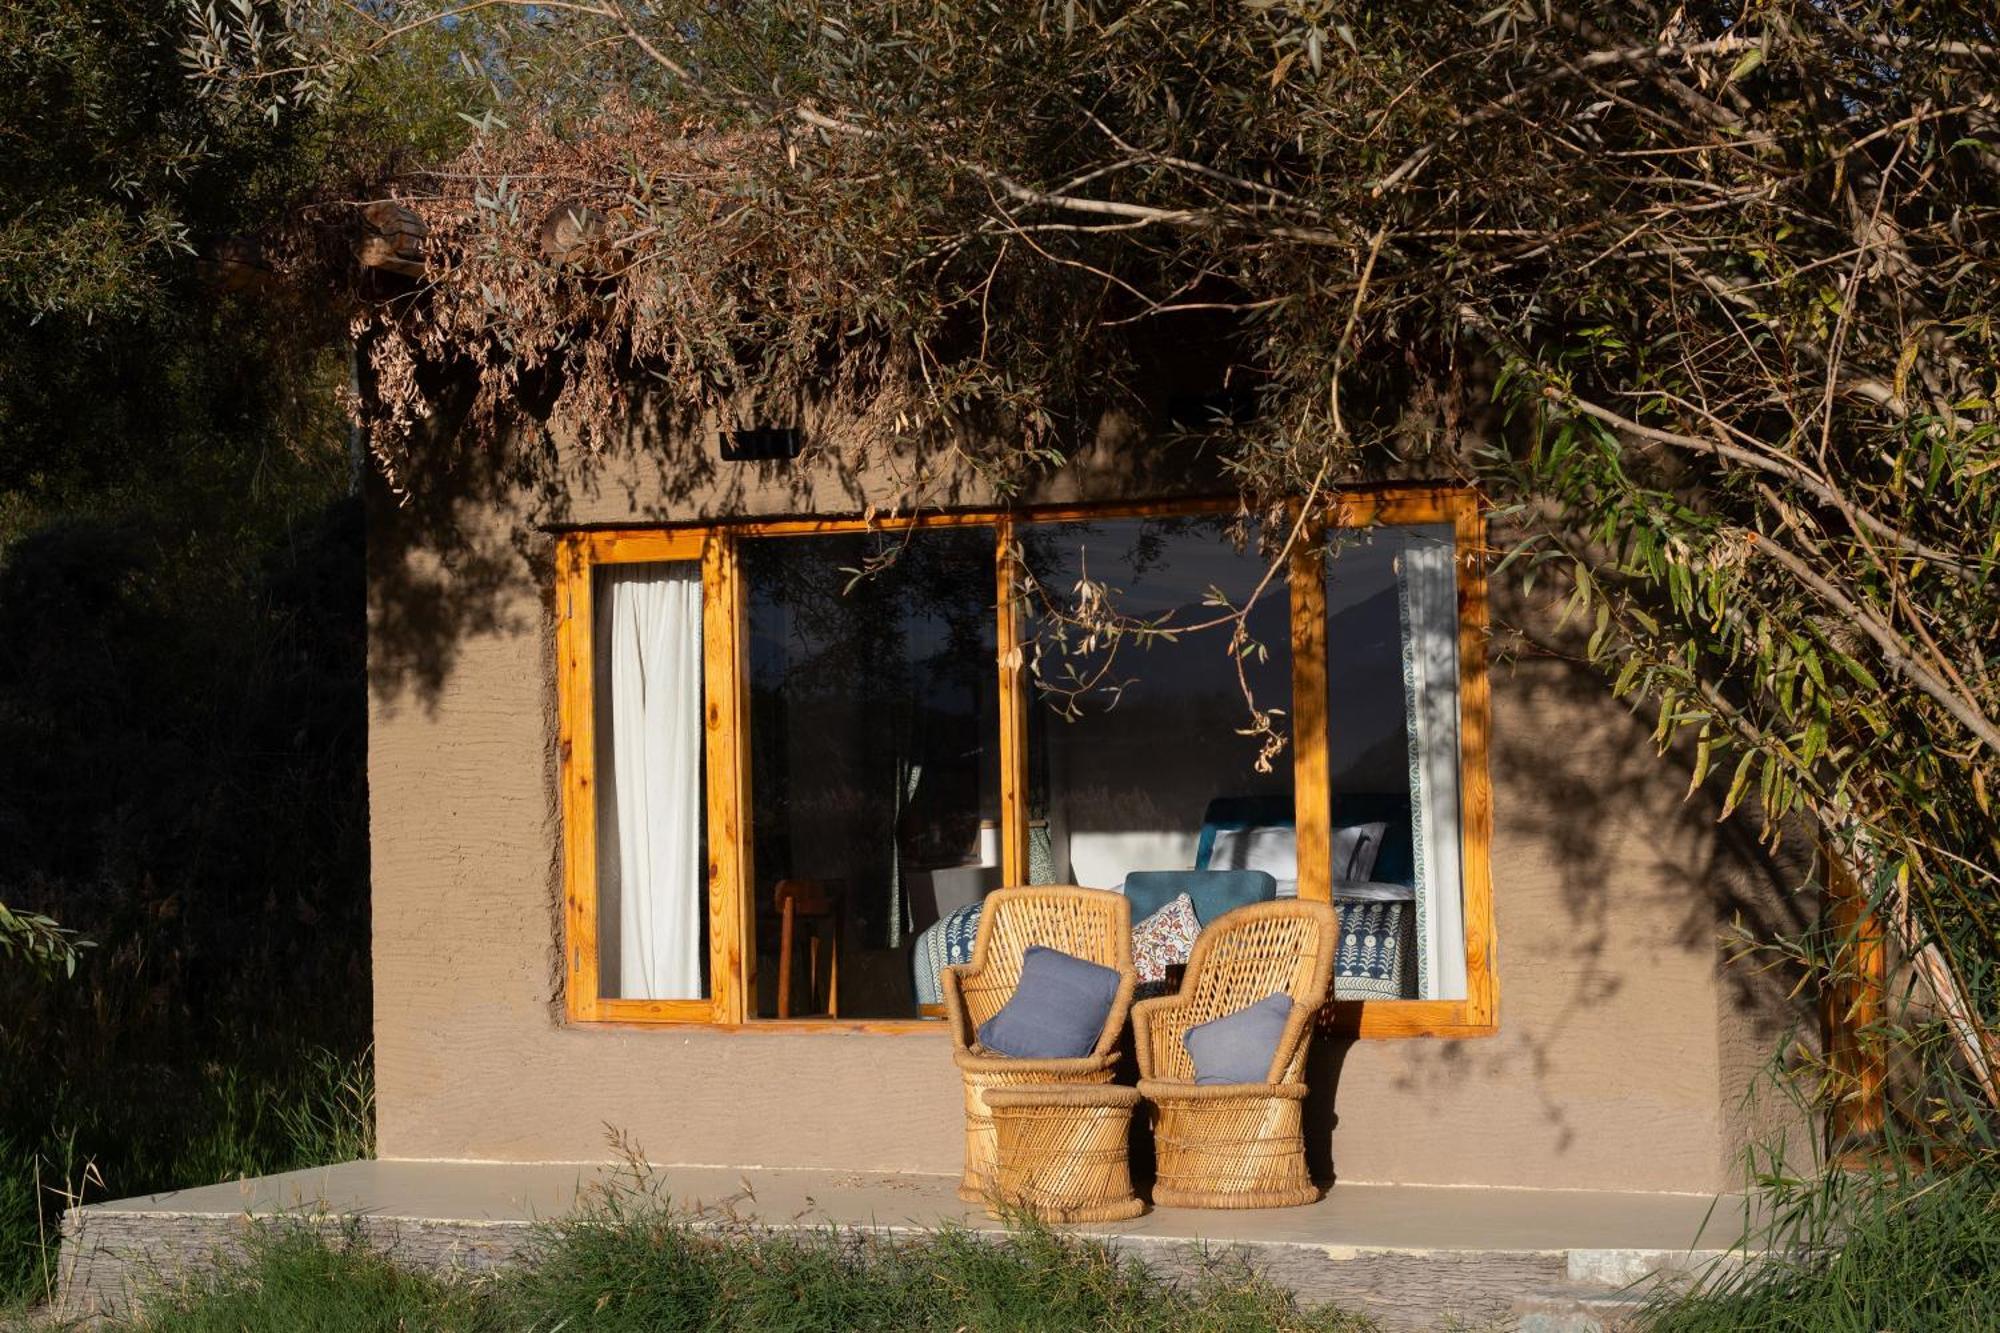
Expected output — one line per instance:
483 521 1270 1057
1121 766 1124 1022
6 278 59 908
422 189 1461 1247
1123 869 1277 925
1184 992 1294 1085
976 946 1123 1059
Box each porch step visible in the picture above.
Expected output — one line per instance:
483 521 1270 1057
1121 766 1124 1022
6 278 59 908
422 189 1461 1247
59 1160 1752 1329
1510 1287 1648 1333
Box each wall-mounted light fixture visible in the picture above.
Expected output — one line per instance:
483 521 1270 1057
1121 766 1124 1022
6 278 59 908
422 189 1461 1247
719 427 803 462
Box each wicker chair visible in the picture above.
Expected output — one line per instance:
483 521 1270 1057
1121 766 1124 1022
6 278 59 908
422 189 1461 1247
1134 899 1338 1209
941 885 1136 1203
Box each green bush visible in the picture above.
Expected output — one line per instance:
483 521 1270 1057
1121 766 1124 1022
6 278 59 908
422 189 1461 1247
120 1229 485 1333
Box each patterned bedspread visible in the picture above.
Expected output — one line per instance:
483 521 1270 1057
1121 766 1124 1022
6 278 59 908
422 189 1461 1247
1331 892 1416 1001
911 902 984 1007
912 889 1415 1006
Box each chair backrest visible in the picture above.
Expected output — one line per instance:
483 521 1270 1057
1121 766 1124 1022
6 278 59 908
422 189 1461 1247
1158 899 1338 1082
1122 869 1277 926
958 886 1132 1031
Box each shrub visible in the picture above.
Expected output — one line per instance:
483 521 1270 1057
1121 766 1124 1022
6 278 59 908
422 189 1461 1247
120 1209 1376 1333
1640 1160 2000 1333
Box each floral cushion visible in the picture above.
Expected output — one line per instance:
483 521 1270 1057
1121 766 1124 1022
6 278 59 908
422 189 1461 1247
1131 892 1202 986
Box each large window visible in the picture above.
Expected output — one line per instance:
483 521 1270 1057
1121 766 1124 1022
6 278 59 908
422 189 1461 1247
557 491 1495 1036
1016 515 1294 892
742 525 1001 1019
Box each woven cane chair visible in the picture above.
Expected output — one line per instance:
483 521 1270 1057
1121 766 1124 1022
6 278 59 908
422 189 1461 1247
941 885 1136 1203
1134 899 1338 1209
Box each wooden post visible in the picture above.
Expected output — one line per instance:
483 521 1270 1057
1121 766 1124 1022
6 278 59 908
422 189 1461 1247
995 517 1030 884
1289 505 1331 906
1823 839 1887 1147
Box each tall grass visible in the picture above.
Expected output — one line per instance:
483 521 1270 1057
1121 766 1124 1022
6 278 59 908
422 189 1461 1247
1638 1158 2000 1332
0 1047 374 1308
119 1207 1375 1333
1638 851 2000 1333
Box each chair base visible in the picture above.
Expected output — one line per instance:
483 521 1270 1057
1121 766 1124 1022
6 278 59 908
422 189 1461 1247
955 1051 1118 1201
997 1193 1149 1223
984 1085 1144 1223
1140 1079 1320 1210
1148 1181 1321 1210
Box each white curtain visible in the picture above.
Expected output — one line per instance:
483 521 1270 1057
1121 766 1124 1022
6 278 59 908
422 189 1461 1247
595 563 705 1001
1398 528 1467 1001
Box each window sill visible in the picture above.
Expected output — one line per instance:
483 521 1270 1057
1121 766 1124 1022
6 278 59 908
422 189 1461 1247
562 1004 1496 1039
1320 998 1498 1039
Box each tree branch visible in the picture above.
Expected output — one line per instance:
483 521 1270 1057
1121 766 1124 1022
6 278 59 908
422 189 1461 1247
1752 533 2000 759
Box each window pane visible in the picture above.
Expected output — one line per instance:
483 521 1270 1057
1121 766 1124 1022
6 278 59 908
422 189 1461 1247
593 562 709 1001
1020 515 1294 896
1324 524 1465 1001
743 526 1001 1020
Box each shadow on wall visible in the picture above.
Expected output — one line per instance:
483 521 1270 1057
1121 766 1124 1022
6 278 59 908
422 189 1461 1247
1301 577 1818 1185
363 386 1238 715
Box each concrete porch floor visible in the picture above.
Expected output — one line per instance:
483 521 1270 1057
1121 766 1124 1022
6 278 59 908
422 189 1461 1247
61 1160 1754 1330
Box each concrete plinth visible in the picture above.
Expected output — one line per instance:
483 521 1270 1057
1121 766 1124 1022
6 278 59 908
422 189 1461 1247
61 1160 1752 1329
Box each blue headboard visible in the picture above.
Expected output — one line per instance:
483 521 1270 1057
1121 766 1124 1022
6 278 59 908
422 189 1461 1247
1122 869 1278 925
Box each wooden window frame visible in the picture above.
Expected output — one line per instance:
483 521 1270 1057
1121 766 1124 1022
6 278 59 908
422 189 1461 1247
1295 488 1498 1038
555 488 1496 1038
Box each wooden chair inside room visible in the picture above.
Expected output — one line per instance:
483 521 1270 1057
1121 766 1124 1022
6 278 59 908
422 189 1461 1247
771 877 843 1019
940 885 1136 1202
1134 898 1338 1208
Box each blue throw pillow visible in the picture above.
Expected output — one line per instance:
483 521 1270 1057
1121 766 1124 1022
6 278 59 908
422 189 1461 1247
976 946 1123 1059
1184 992 1294 1085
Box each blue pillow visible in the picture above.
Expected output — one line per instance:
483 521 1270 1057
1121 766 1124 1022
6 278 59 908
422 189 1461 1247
1184 992 1294 1085
976 946 1123 1059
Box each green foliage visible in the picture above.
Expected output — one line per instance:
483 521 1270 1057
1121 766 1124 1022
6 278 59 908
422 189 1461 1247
0 0 487 539
0 1047 374 1304
0 900 90 975
120 1226 483 1333
0 1 489 1309
1641 1161 2000 1333
120 1209 1372 1333
0 0 482 322
0 498 375 1305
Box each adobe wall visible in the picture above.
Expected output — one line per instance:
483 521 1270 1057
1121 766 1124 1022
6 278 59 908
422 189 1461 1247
366 426 1815 1191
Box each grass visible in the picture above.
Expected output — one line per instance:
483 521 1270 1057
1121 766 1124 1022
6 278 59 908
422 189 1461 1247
0 1047 373 1309
1638 1159 2000 1332
115 1204 1376 1333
